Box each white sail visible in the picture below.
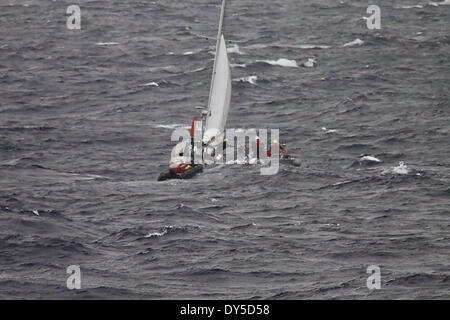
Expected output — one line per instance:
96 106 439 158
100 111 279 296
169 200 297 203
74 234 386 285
203 34 231 145
202 0 231 148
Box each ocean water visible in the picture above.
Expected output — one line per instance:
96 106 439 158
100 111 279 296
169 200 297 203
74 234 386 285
0 0 449 299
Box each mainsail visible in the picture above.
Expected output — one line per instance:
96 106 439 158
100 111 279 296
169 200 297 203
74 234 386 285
203 0 231 148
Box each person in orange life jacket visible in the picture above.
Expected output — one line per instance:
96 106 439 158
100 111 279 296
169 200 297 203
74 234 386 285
278 140 290 158
171 151 192 174
173 163 192 174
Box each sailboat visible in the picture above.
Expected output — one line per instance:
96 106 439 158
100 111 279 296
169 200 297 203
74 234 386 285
157 0 300 181
157 0 231 181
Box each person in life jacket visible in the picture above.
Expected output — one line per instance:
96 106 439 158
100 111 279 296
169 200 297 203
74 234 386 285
274 139 290 159
255 138 289 159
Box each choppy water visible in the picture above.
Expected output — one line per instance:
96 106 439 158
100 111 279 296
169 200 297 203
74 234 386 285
0 0 449 299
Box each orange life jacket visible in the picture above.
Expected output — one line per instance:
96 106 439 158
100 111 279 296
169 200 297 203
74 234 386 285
173 164 191 174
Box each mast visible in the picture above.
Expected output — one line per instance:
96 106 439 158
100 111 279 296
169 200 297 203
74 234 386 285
207 0 227 111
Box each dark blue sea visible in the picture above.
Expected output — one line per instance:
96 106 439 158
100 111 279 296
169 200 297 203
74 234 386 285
0 0 449 299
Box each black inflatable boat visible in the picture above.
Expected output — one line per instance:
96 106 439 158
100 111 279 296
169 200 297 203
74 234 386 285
157 164 204 181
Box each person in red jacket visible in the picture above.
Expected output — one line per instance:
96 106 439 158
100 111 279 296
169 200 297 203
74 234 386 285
255 138 288 159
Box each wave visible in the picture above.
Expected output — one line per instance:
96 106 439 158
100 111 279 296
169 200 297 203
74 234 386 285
233 75 258 85
154 124 189 130
230 63 247 68
391 161 410 175
257 58 298 68
348 154 382 168
0 125 56 132
382 162 423 176
246 43 331 50
286 44 331 50
144 225 174 238
343 38 364 47
227 43 244 55
302 58 317 68
321 127 338 134
428 0 450 6
95 42 120 46
144 225 197 239
396 5 424 9
359 155 381 163
139 82 159 87
394 2 450 8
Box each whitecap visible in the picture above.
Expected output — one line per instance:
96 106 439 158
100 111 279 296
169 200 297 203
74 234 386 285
359 155 381 163
391 161 410 175
83 174 109 180
227 43 244 54
144 226 173 238
140 82 159 87
332 180 352 186
233 75 258 85
65 172 109 181
1 158 22 166
259 58 298 68
95 42 119 46
190 67 206 73
396 5 424 8
302 58 317 68
144 231 165 238
296 44 331 49
230 63 247 68
321 127 338 134
343 38 364 47
155 124 189 130
429 0 450 6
